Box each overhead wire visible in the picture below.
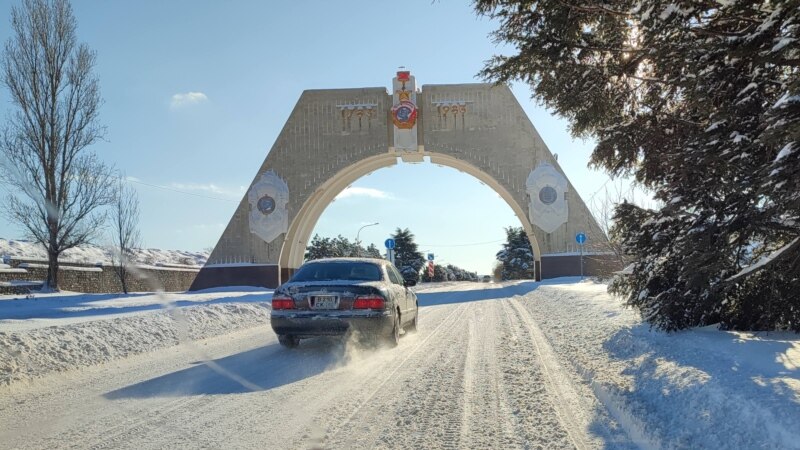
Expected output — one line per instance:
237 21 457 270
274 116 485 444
0 175 241 204
418 238 504 248
123 178 240 203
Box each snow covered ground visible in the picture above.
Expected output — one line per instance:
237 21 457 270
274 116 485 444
0 287 273 385
0 280 797 449
520 280 800 449
0 238 209 266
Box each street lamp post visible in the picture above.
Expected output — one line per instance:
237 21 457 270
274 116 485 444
355 222 379 257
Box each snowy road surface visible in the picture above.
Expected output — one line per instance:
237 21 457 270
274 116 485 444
2 280 798 449
0 282 634 449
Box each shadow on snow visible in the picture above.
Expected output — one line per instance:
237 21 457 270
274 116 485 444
598 322 800 447
104 337 354 400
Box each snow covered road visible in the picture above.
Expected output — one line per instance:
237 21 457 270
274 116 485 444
0 282 633 449
2 280 797 449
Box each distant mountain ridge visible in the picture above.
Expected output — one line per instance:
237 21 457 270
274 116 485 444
0 239 209 267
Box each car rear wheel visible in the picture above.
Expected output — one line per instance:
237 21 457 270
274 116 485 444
278 334 299 348
407 307 418 333
383 312 400 347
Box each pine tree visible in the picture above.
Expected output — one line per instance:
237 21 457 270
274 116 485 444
331 235 355 257
391 228 425 280
477 0 800 331
365 243 382 259
434 264 448 282
496 227 535 280
305 234 334 261
304 234 379 261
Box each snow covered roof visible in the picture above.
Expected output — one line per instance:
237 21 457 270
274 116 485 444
304 257 388 265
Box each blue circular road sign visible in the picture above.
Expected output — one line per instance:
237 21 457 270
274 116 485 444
385 238 396 250
576 233 587 245
427 253 434 261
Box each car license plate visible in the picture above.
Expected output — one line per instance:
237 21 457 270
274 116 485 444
311 295 339 310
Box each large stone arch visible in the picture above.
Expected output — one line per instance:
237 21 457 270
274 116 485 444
190 74 611 290
277 151 543 274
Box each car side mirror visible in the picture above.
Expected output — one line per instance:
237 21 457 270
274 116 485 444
403 279 417 287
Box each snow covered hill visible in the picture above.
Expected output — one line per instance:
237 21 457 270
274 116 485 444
0 238 209 266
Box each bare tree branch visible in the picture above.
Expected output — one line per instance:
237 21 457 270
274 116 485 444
109 178 141 294
0 0 113 290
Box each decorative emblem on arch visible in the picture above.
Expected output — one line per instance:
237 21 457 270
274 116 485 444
391 100 418 129
526 163 569 233
257 195 276 215
248 170 289 243
392 70 419 151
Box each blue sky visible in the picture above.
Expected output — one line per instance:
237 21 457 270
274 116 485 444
0 0 615 275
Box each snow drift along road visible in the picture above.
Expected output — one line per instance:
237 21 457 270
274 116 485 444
0 288 273 385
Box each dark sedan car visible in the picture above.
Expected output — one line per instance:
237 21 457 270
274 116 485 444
270 258 419 348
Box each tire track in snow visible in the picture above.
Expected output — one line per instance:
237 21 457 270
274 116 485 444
458 300 520 449
507 296 594 450
323 303 469 448
496 297 574 448
85 395 216 450
73 345 283 449
459 306 476 446
98 306 459 449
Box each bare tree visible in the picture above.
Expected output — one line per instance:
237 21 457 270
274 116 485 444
587 180 629 269
588 179 661 273
0 0 115 290
110 179 141 294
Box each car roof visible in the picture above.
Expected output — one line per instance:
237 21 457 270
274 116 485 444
304 257 388 265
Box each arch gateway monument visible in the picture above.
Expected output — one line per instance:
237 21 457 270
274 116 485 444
191 71 617 290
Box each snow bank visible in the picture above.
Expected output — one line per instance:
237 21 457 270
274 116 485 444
518 281 800 449
0 302 271 386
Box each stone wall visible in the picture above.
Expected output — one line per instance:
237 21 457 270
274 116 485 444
0 258 199 294
540 253 624 279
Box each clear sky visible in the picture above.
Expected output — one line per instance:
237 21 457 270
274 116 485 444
0 0 617 275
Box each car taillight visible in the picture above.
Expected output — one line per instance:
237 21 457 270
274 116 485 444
353 295 385 309
272 294 295 310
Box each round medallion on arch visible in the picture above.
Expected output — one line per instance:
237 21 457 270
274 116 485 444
538 186 558 205
257 195 276 215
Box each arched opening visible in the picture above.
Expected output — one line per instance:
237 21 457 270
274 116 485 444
278 151 542 282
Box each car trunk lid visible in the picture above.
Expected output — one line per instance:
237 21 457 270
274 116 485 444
280 281 384 311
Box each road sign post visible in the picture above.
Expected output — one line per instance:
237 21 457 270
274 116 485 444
575 233 587 280
385 238 396 265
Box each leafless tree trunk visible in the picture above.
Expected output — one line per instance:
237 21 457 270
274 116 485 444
110 178 141 294
0 0 115 290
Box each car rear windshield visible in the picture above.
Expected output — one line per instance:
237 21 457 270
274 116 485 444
290 262 383 282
